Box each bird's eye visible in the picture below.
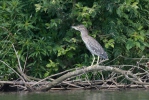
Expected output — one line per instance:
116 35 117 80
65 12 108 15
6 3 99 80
79 27 82 29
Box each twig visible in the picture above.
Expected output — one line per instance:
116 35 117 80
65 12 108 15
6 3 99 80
12 44 23 71
0 60 25 82
23 52 28 72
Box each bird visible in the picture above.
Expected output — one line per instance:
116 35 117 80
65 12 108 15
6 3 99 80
72 25 108 66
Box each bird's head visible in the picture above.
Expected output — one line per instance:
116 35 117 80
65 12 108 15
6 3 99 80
72 25 87 32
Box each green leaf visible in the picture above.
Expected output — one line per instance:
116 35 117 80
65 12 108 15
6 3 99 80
104 39 115 48
126 0 131 5
44 72 50 77
132 2 139 9
116 6 123 17
135 42 140 48
57 47 66 56
144 42 149 47
140 46 145 51
126 39 135 50
35 4 42 12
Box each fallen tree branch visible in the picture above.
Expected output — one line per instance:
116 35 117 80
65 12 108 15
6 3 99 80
1 56 149 92
39 65 149 91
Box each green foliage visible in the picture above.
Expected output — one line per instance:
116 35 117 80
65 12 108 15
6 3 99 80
0 0 148 80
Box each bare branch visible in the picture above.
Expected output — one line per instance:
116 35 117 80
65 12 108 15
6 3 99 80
40 65 149 91
0 60 25 82
12 44 23 71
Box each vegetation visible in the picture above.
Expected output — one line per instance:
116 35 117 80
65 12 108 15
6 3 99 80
0 0 148 81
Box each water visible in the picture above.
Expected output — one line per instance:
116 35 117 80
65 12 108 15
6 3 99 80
0 89 149 100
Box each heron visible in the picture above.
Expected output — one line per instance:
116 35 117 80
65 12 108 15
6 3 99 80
72 25 108 66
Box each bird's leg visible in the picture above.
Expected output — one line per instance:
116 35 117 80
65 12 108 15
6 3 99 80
91 54 95 66
96 56 100 65
92 55 97 81
99 58 108 64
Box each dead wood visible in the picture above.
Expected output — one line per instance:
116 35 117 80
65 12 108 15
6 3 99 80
39 65 149 91
0 57 149 92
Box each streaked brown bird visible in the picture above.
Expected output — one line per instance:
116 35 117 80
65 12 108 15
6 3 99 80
72 25 108 66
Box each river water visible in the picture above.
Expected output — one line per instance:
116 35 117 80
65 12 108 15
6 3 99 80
0 89 149 100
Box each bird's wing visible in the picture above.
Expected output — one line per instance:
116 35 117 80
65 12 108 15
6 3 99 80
85 36 108 59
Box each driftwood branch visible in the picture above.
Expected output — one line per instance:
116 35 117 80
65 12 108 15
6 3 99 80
39 65 149 91
0 55 149 91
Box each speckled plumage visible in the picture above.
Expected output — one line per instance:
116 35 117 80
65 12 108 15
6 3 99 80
72 25 108 65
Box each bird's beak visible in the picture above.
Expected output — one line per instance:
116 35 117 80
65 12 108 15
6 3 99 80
71 26 78 30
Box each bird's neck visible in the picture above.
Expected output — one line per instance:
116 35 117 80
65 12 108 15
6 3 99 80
80 30 89 38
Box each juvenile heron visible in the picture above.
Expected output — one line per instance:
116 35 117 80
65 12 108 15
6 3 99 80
72 25 108 66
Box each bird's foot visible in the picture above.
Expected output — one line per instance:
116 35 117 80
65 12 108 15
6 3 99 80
97 59 109 65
